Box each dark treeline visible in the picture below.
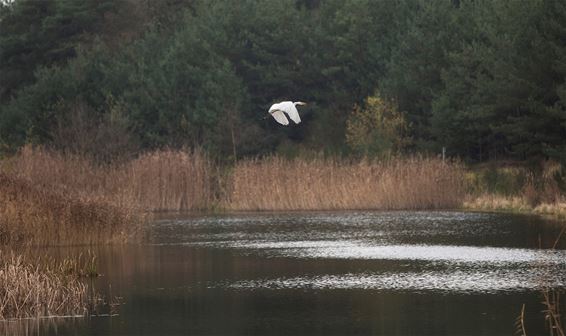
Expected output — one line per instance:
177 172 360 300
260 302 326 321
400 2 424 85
1 0 565 163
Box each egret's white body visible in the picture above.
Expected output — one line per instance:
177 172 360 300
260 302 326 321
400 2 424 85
268 101 306 125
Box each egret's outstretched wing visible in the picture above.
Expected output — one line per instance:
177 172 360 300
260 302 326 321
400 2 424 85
284 104 301 124
270 110 289 125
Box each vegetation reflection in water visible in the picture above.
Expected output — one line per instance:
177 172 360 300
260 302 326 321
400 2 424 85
4 211 566 336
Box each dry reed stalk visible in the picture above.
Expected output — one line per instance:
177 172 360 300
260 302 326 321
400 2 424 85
0 251 97 320
515 303 527 336
542 288 565 336
228 156 465 211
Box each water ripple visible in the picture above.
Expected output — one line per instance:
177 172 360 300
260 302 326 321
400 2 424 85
222 269 566 293
226 240 566 266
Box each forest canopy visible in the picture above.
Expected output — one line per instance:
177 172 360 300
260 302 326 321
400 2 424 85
1 0 565 163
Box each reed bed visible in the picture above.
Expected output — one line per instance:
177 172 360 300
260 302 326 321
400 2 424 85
5 146 464 213
125 150 214 211
228 156 465 211
0 173 139 246
0 146 215 246
0 252 96 320
3 145 214 212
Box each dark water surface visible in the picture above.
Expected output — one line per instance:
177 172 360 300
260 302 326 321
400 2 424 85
22 211 566 335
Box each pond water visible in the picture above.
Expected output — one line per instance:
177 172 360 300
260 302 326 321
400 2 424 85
16 211 566 335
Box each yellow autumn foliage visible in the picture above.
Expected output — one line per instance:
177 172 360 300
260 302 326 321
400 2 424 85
346 93 408 157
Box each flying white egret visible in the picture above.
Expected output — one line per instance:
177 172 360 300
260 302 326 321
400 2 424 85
267 101 306 126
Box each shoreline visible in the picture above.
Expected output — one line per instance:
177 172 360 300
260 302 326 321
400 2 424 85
464 195 566 222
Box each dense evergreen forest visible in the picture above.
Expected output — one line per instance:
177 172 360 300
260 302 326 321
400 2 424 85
1 0 565 164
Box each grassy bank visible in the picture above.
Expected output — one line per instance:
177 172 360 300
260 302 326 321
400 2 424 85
464 195 566 220
464 162 566 220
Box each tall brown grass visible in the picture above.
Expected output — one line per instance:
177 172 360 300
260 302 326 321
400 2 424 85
0 252 97 320
228 156 465 211
125 150 214 211
3 145 214 212
0 146 217 247
541 288 565 336
0 173 139 246
3 146 465 213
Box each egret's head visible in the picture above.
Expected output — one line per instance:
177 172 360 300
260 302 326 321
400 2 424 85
294 101 307 106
